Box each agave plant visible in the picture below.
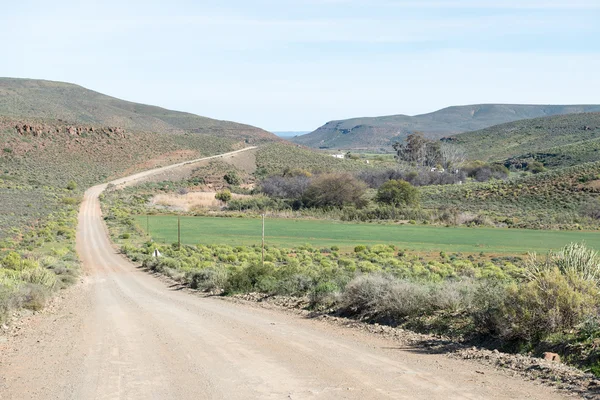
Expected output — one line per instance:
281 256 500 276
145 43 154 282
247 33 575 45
525 242 600 287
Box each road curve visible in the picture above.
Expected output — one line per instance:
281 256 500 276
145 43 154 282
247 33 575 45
0 148 568 399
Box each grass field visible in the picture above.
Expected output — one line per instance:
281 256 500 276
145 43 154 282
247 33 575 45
135 215 600 254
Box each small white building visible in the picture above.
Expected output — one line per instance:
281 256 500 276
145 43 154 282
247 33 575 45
331 154 345 159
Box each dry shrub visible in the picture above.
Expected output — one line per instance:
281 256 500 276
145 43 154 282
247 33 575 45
488 269 599 342
341 274 430 320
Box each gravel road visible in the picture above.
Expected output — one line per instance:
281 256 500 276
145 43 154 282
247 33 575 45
0 148 571 399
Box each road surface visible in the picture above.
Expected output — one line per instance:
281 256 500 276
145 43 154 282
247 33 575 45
0 148 568 399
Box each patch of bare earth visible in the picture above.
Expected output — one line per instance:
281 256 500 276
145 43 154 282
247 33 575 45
152 191 251 211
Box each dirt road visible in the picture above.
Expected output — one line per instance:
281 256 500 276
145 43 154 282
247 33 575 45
0 148 570 399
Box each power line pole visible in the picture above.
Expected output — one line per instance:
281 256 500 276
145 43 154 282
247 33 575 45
261 213 265 267
178 215 181 250
146 215 149 235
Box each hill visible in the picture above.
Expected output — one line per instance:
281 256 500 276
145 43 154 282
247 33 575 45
452 112 600 168
293 104 600 151
0 78 277 143
421 161 600 229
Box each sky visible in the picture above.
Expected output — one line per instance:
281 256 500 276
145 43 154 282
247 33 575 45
1 0 600 131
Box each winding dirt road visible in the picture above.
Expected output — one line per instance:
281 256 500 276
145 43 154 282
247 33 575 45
0 148 569 399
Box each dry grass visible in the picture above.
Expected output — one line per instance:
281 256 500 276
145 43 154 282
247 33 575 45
152 191 251 211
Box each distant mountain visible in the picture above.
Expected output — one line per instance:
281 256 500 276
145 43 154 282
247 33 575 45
292 104 600 151
0 78 277 143
453 112 600 168
273 131 310 138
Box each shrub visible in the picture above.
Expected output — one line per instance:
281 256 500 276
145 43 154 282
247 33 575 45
527 161 546 174
490 269 599 342
375 179 419 207
526 242 600 286
260 175 311 200
226 261 275 293
215 190 232 203
226 195 282 212
341 274 431 320
581 200 600 220
302 173 368 209
354 245 367 253
187 267 228 291
18 283 51 311
61 197 81 205
19 268 57 288
66 180 77 191
224 171 242 185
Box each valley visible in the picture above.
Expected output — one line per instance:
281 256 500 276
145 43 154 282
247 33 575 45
3 77 600 399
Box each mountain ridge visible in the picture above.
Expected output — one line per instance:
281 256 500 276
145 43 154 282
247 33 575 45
293 104 600 150
0 77 278 143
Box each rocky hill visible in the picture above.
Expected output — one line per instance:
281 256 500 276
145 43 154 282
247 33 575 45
293 104 600 151
0 78 277 143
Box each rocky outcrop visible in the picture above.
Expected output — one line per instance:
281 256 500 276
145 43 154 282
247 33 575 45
2 120 126 138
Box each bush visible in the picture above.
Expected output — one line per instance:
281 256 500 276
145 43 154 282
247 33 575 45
490 269 599 342
260 175 311 199
526 242 600 286
187 267 228 291
341 274 431 320
224 171 242 186
215 190 232 203
527 161 546 174
226 195 283 212
66 180 77 191
302 173 368 209
375 179 419 207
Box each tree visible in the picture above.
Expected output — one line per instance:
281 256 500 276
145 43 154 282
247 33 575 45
393 133 443 167
215 189 232 203
439 143 466 170
394 133 428 166
394 134 468 170
375 179 419 207
302 173 367 208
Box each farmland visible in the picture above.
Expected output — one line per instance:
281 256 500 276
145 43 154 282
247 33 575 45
133 215 600 254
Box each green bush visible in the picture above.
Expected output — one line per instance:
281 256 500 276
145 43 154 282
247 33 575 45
489 268 599 342
187 267 228 291
66 180 77 191
224 171 242 186
215 190 232 203
375 179 419 207
527 161 546 174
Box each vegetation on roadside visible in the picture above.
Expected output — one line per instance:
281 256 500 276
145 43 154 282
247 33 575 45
101 188 600 374
0 200 80 323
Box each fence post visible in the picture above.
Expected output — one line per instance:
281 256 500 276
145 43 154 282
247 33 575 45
262 213 265 267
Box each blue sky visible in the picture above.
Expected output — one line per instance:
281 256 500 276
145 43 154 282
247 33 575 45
2 0 599 131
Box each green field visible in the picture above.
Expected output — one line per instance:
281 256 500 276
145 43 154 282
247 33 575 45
135 216 600 254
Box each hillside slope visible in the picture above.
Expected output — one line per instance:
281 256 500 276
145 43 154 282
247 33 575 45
0 78 277 142
454 112 600 167
293 104 600 150
422 160 600 229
